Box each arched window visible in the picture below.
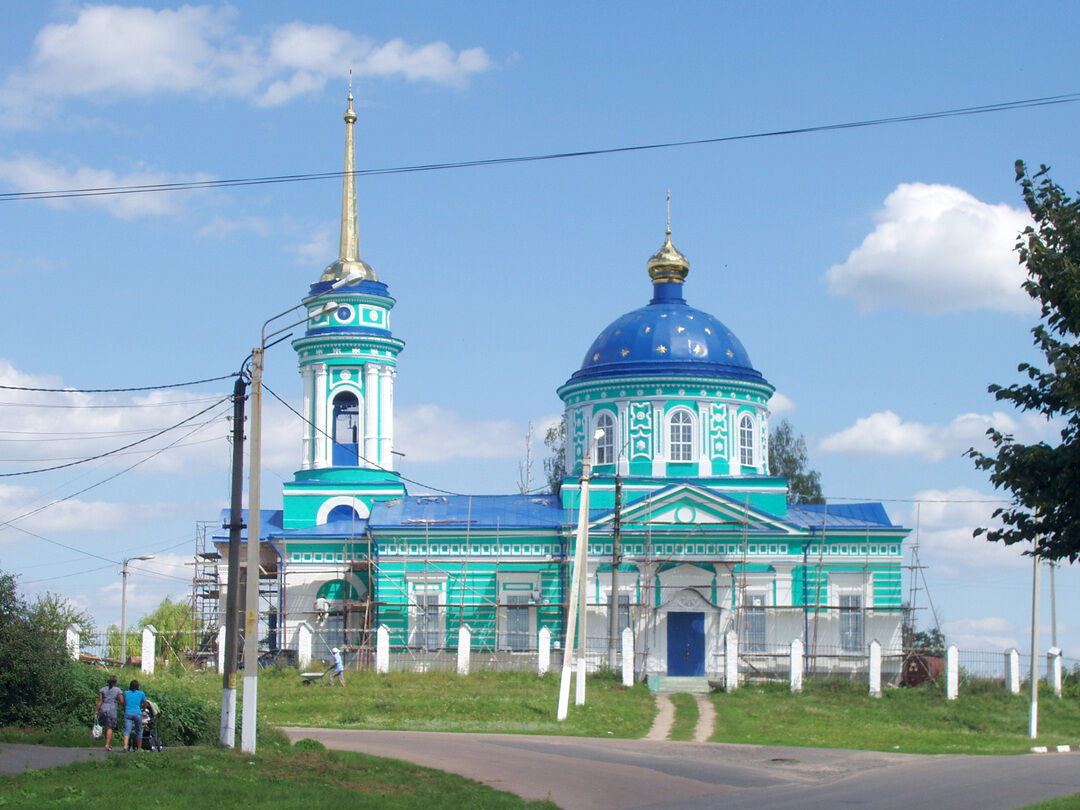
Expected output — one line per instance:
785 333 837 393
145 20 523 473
739 413 755 467
332 391 359 465
594 412 615 465
669 410 694 462
326 504 361 523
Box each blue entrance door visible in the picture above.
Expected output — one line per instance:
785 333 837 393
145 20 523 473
667 611 705 676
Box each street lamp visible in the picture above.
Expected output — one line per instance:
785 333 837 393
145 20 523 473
239 271 363 754
557 428 605 721
120 554 155 664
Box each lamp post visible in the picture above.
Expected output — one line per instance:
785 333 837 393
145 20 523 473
239 272 363 754
120 554 155 664
557 428 605 721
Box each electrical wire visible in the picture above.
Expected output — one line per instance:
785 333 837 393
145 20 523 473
1 93 1076 203
0 374 237 393
0 395 225 410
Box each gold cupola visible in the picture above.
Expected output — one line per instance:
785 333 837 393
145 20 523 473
646 193 689 283
321 76 378 284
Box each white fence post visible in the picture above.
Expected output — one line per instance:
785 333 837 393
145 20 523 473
1048 647 1063 698
621 627 634 687
65 624 80 661
725 630 739 693
296 621 313 669
945 644 959 700
141 625 157 675
457 625 472 675
575 656 586 705
1005 648 1020 694
868 640 882 698
217 626 227 674
538 627 551 675
790 638 803 694
376 625 390 674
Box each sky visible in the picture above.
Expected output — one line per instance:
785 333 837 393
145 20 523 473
0 1 1078 661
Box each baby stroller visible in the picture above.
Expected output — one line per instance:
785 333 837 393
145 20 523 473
136 700 163 751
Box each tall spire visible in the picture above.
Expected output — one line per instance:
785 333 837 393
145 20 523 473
321 70 377 283
647 190 689 284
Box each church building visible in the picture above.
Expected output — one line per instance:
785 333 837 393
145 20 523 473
214 92 909 683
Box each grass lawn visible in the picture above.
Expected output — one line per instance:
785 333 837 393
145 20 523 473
0 741 558 809
666 693 698 741
709 680 1080 754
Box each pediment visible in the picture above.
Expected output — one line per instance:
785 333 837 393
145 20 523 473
592 483 798 535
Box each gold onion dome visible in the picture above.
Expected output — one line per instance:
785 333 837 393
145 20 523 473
647 226 690 284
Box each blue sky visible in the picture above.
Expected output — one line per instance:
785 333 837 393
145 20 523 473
1 1 1079 660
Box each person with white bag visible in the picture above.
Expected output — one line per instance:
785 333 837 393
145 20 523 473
93 674 123 751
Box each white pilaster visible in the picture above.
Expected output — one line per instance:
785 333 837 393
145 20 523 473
364 363 379 467
790 638 803 693
300 365 314 469
457 625 471 675
1006 648 1021 694
313 364 329 468
621 627 634 686
538 627 551 675
376 625 390 673
725 630 738 692
141 625 158 675
1048 647 1063 698
651 405 665 476
379 366 393 468
868 639 882 698
66 624 79 661
946 644 959 700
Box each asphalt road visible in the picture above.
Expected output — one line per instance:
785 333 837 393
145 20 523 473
282 727 1080 810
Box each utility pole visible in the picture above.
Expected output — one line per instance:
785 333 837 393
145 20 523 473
607 473 622 670
220 373 246 748
1029 535 1041 740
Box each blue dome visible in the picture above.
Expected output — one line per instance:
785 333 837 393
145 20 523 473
566 281 766 385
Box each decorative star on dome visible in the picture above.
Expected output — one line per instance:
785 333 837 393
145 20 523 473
620 348 630 357
692 344 704 355
657 345 667 354
687 314 694 319
660 314 668 318
593 353 600 361
726 349 734 358
644 326 651 333
704 327 712 334
614 329 621 336
676 326 685 333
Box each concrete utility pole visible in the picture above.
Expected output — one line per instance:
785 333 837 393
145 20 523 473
220 373 246 748
607 474 622 670
1029 536 1041 740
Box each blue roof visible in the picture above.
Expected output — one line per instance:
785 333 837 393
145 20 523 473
786 502 897 529
564 281 770 387
369 494 567 530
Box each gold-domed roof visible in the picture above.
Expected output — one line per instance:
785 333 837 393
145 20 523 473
647 226 689 283
321 257 377 283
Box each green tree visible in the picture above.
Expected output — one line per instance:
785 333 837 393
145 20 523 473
139 596 196 662
768 418 824 504
543 419 567 495
968 162 1080 561
28 591 95 639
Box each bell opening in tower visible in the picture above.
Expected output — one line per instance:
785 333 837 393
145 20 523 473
332 391 360 466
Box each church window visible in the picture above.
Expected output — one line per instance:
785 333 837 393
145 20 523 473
413 594 442 651
594 412 616 464
744 592 766 652
839 593 863 652
669 409 694 462
504 594 531 650
739 413 755 466
332 391 360 465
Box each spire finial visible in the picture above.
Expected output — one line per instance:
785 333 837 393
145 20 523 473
666 189 671 237
647 189 689 284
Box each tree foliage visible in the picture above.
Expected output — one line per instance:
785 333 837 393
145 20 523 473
139 596 195 659
968 162 1080 561
768 419 824 504
28 591 95 639
543 419 567 495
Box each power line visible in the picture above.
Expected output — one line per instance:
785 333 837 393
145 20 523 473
0 373 237 393
0 395 225 410
1 93 1077 203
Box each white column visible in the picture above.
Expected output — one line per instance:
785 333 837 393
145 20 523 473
621 627 634 687
1048 647 1063 698
379 366 393 468
313 364 329 468
1006 648 1021 694
725 630 739 692
141 625 158 675
696 402 710 477
945 644 959 700
297 622 313 669
65 624 79 661
868 639 882 698
300 365 314 469
538 627 551 675
376 625 390 673
364 363 379 467
217 626 227 675
651 406 665 476
790 638 803 693
457 625 471 675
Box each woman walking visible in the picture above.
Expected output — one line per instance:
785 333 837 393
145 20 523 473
93 674 123 751
121 679 147 751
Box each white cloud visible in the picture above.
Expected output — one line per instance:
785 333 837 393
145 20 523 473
396 404 524 462
818 409 1052 462
0 6 492 124
941 616 1022 651
197 215 272 240
0 155 209 219
825 183 1034 313
768 392 795 415
292 223 336 267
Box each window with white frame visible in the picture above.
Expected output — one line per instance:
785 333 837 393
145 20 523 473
739 413 755 467
594 412 616 465
839 593 863 652
504 594 531 650
744 592 766 652
618 594 631 633
669 409 694 462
